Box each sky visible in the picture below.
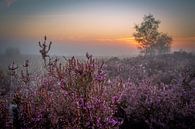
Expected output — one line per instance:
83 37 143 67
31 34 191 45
0 0 195 56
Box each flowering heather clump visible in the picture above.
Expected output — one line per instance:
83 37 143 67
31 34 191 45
118 79 195 129
14 55 124 128
105 53 195 85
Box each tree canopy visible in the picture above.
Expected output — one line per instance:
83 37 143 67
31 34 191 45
133 14 172 56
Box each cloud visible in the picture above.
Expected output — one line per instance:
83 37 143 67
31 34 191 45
5 0 16 7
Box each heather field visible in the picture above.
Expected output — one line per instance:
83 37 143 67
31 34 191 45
0 45 195 129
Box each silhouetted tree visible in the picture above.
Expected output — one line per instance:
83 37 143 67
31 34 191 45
5 47 21 57
154 33 172 55
133 14 172 56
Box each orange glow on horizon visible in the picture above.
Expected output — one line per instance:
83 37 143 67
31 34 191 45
1 14 194 51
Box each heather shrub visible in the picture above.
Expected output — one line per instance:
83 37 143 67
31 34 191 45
6 52 124 128
105 53 195 85
118 78 195 129
0 99 9 128
0 70 10 96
